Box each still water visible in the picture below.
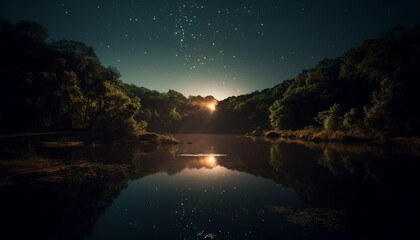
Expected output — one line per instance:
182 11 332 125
1 134 419 239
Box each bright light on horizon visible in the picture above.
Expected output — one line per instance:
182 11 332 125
207 103 216 112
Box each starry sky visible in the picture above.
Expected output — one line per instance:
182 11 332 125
1 0 419 100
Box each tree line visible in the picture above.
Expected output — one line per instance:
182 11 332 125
0 19 145 135
138 25 420 136
268 26 420 136
1 18 419 137
208 25 420 136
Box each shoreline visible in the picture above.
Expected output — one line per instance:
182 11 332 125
0 131 180 147
264 130 420 149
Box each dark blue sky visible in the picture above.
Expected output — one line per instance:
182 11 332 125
1 0 419 99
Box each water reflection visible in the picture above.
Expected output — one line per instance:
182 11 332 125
268 139 420 239
0 135 419 239
178 153 227 168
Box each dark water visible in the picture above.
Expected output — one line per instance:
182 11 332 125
1 134 419 239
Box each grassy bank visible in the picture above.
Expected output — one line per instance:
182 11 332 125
265 130 420 148
131 132 180 145
0 131 180 147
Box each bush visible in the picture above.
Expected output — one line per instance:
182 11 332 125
314 104 343 131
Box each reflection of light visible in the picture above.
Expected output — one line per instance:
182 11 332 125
179 154 227 157
206 155 217 167
179 165 230 178
178 153 227 170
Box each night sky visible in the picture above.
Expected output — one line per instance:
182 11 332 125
1 0 419 100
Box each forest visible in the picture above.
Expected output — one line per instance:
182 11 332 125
1 18 419 139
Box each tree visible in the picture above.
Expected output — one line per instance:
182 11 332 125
269 100 297 130
0 19 148 135
314 104 343 131
169 108 182 121
343 108 361 129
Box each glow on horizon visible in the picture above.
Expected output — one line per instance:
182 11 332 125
2 1 418 103
207 103 216 112
129 85 241 100
125 74 250 100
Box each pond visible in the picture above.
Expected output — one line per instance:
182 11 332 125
1 134 419 239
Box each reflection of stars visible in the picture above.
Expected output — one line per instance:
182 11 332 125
204 233 217 239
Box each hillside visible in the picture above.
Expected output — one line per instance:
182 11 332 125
1 18 419 137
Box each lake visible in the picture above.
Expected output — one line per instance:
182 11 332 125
1 134 419 239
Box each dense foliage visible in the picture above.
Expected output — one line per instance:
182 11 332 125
0 19 146 135
137 25 420 136
1 18 419 136
269 26 420 136
122 80 291 133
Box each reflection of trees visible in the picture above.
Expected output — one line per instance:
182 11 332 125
0 143 158 240
1 141 258 240
268 141 420 239
268 143 340 205
316 147 382 180
2 137 420 239
268 141 420 206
